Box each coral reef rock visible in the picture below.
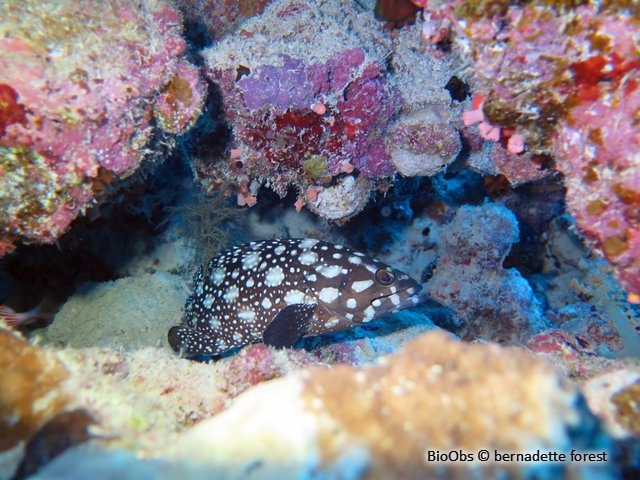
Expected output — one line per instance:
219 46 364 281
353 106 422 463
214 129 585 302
0 329 71 452
387 110 461 177
416 0 640 298
162 331 609 479
554 75 640 300
194 0 467 223
175 0 274 40
583 368 640 439
426 204 549 344
0 0 206 255
198 0 400 221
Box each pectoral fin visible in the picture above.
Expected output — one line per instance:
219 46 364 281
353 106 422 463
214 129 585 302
263 304 317 349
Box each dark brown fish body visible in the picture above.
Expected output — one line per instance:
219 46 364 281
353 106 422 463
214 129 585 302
169 238 422 356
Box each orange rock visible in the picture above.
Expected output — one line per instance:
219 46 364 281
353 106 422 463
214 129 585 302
303 331 589 477
0 329 70 451
165 331 602 478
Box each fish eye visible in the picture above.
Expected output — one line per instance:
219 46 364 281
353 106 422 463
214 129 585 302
375 268 395 286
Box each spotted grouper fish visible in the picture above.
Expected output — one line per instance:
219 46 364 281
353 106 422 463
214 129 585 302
168 238 423 356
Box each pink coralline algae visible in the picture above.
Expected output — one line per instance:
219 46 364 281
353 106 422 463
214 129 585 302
197 0 402 222
554 74 640 300
217 344 316 399
425 204 549 344
526 330 603 380
231 54 399 180
466 141 553 187
0 0 206 256
416 0 640 299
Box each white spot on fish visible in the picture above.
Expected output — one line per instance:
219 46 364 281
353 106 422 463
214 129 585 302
348 255 362 265
246 278 255 288
233 332 243 342
372 299 382 307
242 251 261 270
324 318 339 328
317 264 342 278
238 310 256 322
265 266 285 286
352 280 374 293
346 298 357 309
203 294 214 309
299 238 319 249
363 305 376 322
299 250 318 265
319 287 339 303
283 290 306 305
332 253 343 259
211 268 226 286
261 297 272 309
305 273 317 282
223 285 239 302
274 245 286 255
389 294 401 306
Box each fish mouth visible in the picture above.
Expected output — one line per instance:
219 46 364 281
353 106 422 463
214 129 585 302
391 292 429 311
372 279 425 314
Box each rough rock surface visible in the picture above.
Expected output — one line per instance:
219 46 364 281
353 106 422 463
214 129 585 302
162 331 608 479
0 0 206 255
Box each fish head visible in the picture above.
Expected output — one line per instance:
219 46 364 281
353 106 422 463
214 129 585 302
312 248 423 324
366 265 424 318
345 261 423 322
